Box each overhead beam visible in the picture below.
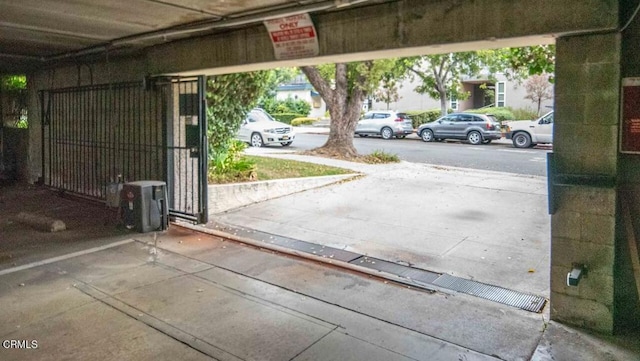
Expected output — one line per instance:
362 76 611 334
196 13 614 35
146 0 618 75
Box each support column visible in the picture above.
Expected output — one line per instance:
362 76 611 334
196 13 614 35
550 32 620 334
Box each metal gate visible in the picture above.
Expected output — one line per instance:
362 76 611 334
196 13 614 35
41 76 208 223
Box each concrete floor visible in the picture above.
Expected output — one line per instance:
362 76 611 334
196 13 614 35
1 163 638 360
1 226 638 361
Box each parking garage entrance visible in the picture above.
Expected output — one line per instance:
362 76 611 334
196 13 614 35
40 76 208 223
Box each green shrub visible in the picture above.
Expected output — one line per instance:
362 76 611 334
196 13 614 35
208 139 257 183
291 117 316 126
261 96 311 116
272 113 305 124
405 109 442 128
363 150 400 164
508 107 540 120
464 107 515 122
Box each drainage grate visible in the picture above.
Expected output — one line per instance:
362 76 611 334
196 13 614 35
351 257 441 284
285 240 361 262
209 221 361 262
432 274 547 313
207 221 547 313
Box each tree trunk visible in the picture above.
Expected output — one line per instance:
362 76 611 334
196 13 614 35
439 90 448 116
301 64 364 159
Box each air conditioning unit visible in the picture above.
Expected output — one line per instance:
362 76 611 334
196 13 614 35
121 181 168 233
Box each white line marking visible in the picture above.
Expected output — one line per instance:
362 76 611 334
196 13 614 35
497 149 535 154
0 239 135 276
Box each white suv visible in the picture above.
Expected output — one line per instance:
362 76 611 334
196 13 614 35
237 108 295 147
355 111 414 139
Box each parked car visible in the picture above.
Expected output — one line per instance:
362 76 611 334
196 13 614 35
504 111 553 148
237 108 295 147
355 111 414 139
417 113 502 145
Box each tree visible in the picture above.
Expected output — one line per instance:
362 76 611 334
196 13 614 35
373 76 401 110
206 71 272 160
401 52 482 116
301 59 403 158
482 45 556 82
1 75 26 91
1 75 28 127
524 74 553 115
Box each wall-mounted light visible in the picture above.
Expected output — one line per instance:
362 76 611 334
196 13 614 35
567 263 587 287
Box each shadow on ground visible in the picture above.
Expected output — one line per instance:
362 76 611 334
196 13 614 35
0 184 131 270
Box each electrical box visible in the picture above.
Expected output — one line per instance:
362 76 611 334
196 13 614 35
121 180 168 233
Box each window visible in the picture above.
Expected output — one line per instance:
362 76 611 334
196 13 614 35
450 93 458 110
496 81 506 107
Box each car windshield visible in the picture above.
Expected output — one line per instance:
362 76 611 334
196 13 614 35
247 110 275 123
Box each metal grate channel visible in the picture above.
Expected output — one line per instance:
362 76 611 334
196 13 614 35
432 274 547 313
350 257 441 284
208 221 547 313
208 221 361 262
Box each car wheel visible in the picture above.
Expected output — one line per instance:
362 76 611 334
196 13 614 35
512 132 532 148
281 142 292 147
250 132 264 147
482 139 492 144
396 135 406 139
467 131 482 145
381 127 393 140
420 129 434 142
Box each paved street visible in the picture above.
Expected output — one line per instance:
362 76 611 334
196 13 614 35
283 133 551 176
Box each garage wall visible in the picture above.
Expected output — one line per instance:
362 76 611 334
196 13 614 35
617 1 640 332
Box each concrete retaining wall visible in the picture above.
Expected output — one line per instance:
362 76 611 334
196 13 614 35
208 174 360 215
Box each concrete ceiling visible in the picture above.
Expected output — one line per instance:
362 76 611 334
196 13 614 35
0 0 385 74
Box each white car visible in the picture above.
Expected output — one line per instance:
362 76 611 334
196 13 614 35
237 108 295 147
504 111 553 148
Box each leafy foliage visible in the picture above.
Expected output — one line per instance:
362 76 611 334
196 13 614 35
400 52 481 116
404 109 442 128
206 72 270 151
205 71 271 178
508 107 540 120
271 113 306 124
261 96 311 116
1 75 26 91
482 45 556 82
524 74 554 115
362 150 400 164
1 75 28 127
208 139 256 181
291 117 316 126
464 107 515 122
373 76 402 110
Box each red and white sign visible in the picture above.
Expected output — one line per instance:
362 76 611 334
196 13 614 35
264 13 319 60
621 78 640 154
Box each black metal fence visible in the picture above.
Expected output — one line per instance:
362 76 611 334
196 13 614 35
41 78 207 223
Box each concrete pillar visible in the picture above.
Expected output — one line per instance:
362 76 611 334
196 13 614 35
550 32 620 333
